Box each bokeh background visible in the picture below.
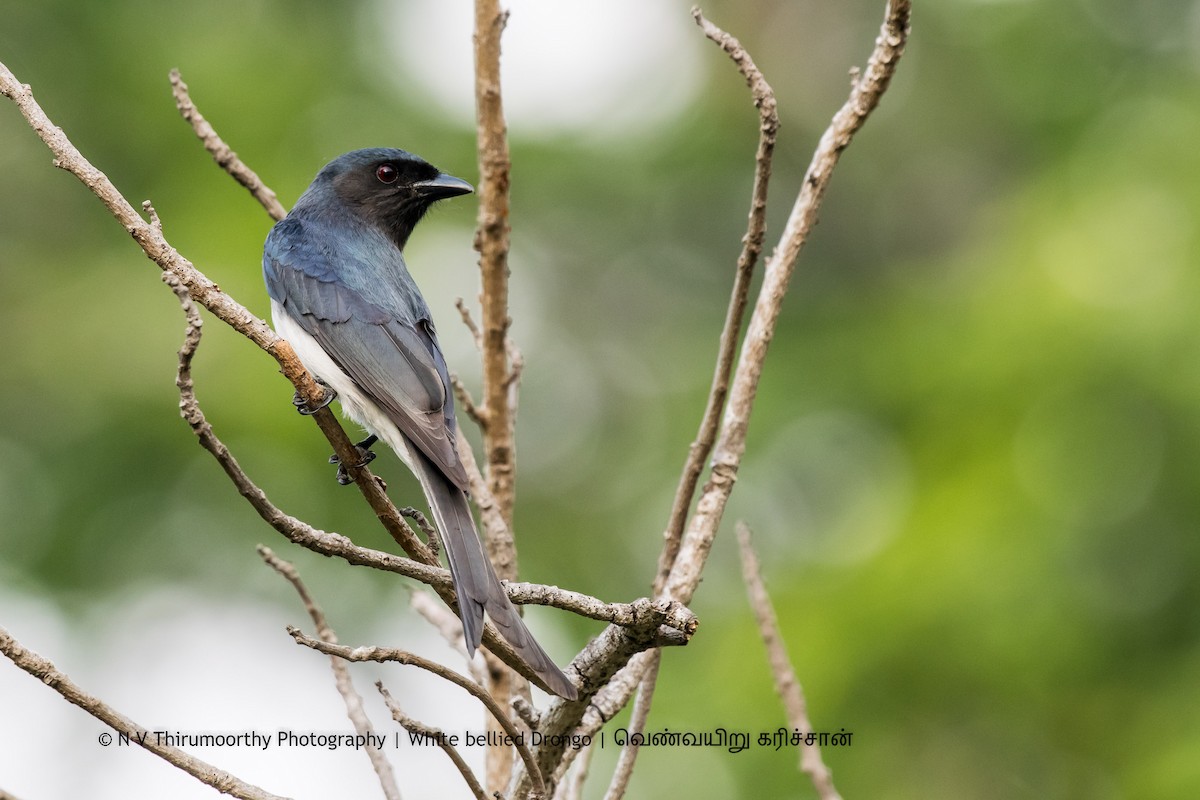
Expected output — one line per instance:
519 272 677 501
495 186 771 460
2 0 1199 797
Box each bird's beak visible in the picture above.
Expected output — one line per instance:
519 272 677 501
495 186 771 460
413 173 474 200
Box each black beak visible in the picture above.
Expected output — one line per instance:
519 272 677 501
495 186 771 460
413 173 474 200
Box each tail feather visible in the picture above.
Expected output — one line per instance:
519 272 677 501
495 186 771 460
412 450 578 700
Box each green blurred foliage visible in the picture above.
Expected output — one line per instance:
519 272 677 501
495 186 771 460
3 0 1200 797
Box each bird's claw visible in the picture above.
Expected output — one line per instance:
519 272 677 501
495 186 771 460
293 379 336 416
330 435 378 485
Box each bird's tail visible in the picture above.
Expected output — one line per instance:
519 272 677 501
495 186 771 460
411 450 578 700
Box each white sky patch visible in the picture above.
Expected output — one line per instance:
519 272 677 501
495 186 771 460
378 0 706 140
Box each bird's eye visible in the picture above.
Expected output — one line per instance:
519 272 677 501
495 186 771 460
376 164 399 184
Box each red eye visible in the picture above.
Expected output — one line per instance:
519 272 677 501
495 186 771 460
376 164 398 184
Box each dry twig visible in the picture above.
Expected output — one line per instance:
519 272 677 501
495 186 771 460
258 547 401 800
663 0 911 613
169 69 286 221
737 522 840 800
619 11 782 787
472 1 523 783
0 625 288 800
656 6 780 594
378 682 489 800
288 628 547 799
472 0 520 533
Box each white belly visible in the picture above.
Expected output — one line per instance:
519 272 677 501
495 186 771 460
271 298 417 472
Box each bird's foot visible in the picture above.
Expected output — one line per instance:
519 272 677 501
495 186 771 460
293 377 336 416
329 435 378 485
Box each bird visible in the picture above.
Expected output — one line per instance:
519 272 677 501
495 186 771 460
262 148 577 700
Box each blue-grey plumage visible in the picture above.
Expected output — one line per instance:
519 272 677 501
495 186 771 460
263 148 577 700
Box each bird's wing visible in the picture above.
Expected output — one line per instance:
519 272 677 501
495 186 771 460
264 220 468 489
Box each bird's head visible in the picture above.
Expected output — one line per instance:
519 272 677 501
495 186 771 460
316 148 473 250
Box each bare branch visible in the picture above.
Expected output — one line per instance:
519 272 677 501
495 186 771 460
0 626 288 800
470 5 524 773
288 628 547 799
737 523 840 799
656 7 779 594
400 506 441 556
257 547 401 800
169 69 286 221
473 0 520 539
634 12 782 767
516 651 654 793
378 682 488 800
455 296 485 352
456 426 520 580
519 617 690 793
664 0 911 607
505 588 695 634
451 373 487 430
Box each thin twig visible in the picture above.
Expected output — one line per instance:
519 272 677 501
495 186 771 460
656 7 779 595
737 522 840 799
258 547 402 800
562 735 596 800
0 625 288 800
456 426 520 581
169 69 286 221
377 682 488 800
663 0 911 607
452 299 489 428
399 506 441 556
287 628 547 799
455 297 485 351
451 374 487 430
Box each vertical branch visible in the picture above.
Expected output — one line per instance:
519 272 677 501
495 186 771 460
473 0 518 536
473 0 521 793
